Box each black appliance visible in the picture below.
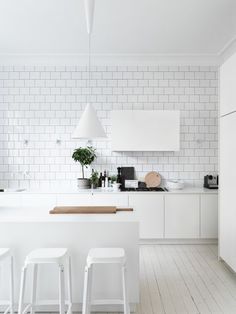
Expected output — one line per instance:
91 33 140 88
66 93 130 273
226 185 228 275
204 175 218 189
120 167 135 188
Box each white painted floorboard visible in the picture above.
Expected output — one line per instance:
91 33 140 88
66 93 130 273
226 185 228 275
45 245 236 314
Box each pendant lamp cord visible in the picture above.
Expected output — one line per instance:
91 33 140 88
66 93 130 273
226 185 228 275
88 32 91 104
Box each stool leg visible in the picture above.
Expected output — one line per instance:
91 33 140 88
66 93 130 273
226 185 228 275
82 265 92 314
59 264 65 314
67 257 72 314
18 265 27 314
122 265 130 314
30 264 38 314
9 256 14 314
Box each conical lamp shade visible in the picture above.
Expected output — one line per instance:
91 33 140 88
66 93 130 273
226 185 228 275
72 103 106 139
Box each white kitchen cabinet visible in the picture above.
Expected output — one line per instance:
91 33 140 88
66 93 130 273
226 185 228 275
220 52 236 116
21 194 57 207
220 113 236 271
92 194 128 207
56 193 128 207
0 194 21 207
200 194 218 238
165 194 200 238
129 194 164 239
57 194 94 206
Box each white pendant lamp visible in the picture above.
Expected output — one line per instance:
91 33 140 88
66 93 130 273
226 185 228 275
72 103 106 139
72 0 106 140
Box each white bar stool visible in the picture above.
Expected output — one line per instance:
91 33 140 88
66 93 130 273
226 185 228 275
82 248 130 314
18 248 72 314
0 248 14 314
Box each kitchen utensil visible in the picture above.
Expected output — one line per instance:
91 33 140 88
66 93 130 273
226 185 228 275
125 180 138 188
166 180 184 190
50 206 133 214
145 171 161 187
120 167 135 188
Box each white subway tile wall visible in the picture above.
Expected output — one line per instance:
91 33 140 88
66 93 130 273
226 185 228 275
0 65 218 189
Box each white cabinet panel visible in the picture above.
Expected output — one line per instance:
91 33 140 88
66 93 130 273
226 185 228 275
57 193 128 207
21 194 57 207
0 194 21 207
111 110 180 151
92 194 128 207
220 53 236 116
57 194 94 206
165 195 200 238
129 194 164 239
220 113 236 271
201 194 218 238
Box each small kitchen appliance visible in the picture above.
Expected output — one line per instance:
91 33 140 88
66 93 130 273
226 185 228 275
204 175 218 189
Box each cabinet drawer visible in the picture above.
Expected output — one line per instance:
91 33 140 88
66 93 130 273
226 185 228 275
165 194 200 238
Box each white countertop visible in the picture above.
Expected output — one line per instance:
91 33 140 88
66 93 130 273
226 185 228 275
0 187 218 194
0 206 139 222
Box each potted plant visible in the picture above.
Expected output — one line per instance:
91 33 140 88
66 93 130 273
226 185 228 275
72 146 96 189
110 174 121 191
90 170 99 189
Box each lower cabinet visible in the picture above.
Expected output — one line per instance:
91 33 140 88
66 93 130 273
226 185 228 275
128 193 218 239
200 194 218 238
165 194 200 238
129 194 164 239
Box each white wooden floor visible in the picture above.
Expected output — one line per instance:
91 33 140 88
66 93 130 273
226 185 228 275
93 244 236 314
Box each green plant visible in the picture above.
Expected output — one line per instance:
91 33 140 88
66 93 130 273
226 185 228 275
110 175 117 182
90 170 99 188
72 146 96 178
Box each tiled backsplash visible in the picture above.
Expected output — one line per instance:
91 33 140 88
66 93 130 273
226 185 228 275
0 65 218 189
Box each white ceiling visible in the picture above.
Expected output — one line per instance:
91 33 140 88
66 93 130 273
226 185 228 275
0 0 235 55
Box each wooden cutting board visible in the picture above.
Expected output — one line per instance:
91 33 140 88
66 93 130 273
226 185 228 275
50 206 133 214
145 171 161 187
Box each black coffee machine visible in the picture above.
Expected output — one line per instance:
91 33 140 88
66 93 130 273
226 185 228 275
204 175 218 189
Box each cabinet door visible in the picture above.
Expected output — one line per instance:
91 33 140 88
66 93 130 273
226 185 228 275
220 53 236 116
92 194 128 207
220 113 236 271
56 194 94 206
165 195 200 238
200 194 218 238
56 193 128 207
129 194 164 239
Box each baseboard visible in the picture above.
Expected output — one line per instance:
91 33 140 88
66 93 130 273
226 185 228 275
140 238 218 245
0 303 137 313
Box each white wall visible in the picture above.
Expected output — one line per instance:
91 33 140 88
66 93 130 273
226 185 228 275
0 65 218 189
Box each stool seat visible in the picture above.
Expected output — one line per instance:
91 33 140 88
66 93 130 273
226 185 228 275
0 248 11 261
87 248 126 266
25 248 68 264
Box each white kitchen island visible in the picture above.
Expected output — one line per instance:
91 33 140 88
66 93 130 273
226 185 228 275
0 206 139 312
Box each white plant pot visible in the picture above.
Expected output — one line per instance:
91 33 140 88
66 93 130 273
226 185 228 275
112 183 121 191
77 178 90 189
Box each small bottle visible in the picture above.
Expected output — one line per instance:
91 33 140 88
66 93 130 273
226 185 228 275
108 176 112 188
105 177 108 189
117 167 122 184
99 172 103 188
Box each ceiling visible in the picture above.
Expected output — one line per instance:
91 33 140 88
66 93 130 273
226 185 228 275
0 0 235 56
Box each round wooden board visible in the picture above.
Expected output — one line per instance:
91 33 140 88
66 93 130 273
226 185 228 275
145 171 161 187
